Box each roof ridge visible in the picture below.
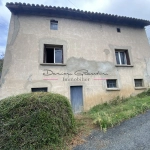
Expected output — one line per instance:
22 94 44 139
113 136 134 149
6 2 150 27
6 2 149 21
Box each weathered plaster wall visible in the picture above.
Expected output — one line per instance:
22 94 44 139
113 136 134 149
1 14 150 110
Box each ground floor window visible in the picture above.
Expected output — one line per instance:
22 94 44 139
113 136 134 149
31 87 48 92
107 79 117 88
134 79 143 87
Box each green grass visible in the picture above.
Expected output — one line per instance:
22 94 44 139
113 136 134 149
0 92 76 150
88 89 150 131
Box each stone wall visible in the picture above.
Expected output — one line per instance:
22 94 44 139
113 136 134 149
1 14 150 110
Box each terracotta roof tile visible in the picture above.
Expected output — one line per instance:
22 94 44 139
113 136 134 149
6 2 150 28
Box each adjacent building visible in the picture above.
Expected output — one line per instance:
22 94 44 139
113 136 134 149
1 2 150 113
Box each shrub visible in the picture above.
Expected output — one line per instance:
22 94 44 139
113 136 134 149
0 92 76 150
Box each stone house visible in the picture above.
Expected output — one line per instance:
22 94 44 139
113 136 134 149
1 2 150 113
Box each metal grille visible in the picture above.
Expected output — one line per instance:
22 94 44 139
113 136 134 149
31 87 48 92
107 80 117 88
134 79 143 87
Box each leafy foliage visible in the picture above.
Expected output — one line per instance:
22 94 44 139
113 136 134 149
0 59 3 73
0 52 4 74
0 92 76 150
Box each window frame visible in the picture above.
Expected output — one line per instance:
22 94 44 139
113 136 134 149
134 79 143 87
134 79 146 90
39 39 67 66
115 49 131 66
117 28 121 33
50 20 58 30
107 79 117 88
106 79 120 91
115 51 127 65
31 87 48 92
43 44 63 64
54 48 63 64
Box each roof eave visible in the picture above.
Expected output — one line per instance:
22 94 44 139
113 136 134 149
6 2 150 28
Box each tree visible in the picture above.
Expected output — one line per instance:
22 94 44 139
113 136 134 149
0 52 5 77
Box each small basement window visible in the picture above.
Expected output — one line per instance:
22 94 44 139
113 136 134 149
117 28 121 32
50 20 58 30
115 49 130 65
134 79 143 87
44 45 63 63
31 87 48 92
107 79 117 88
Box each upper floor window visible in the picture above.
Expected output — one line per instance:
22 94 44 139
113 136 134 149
117 28 121 33
115 50 130 65
44 45 63 64
50 20 58 30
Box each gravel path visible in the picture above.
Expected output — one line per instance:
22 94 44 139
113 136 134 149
73 110 150 150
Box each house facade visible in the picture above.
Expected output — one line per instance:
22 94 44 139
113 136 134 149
1 2 150 113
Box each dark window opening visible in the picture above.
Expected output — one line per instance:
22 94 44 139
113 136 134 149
44 45 63 64
31 87 48 92
45 48 54 63
107 79 117 88
134 79 143 87
117 28 121 32
50 20 58 30
115 49 130 65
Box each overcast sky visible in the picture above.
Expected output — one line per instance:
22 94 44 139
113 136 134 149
0 0 150 55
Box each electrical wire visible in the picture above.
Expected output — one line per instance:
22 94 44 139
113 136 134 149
67 0 92 20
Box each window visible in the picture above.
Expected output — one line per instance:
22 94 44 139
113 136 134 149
117 28 121 32
115 50 130 65
107 79 117 88
44 45 63 63
134 79 143 87
31 87 48 92
50 20 58 30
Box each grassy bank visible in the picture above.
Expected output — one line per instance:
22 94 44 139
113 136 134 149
68 90 150 148
88 90 150 131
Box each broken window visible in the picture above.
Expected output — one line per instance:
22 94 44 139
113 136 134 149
44 45 63 64
134 79 143 87
50 20 58 30
115 50 130 65
31 87 48 92
107 79 117 88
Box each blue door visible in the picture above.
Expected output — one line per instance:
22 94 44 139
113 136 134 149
70 86 83 114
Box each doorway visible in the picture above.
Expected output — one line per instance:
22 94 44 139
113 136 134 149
70 86 83 114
